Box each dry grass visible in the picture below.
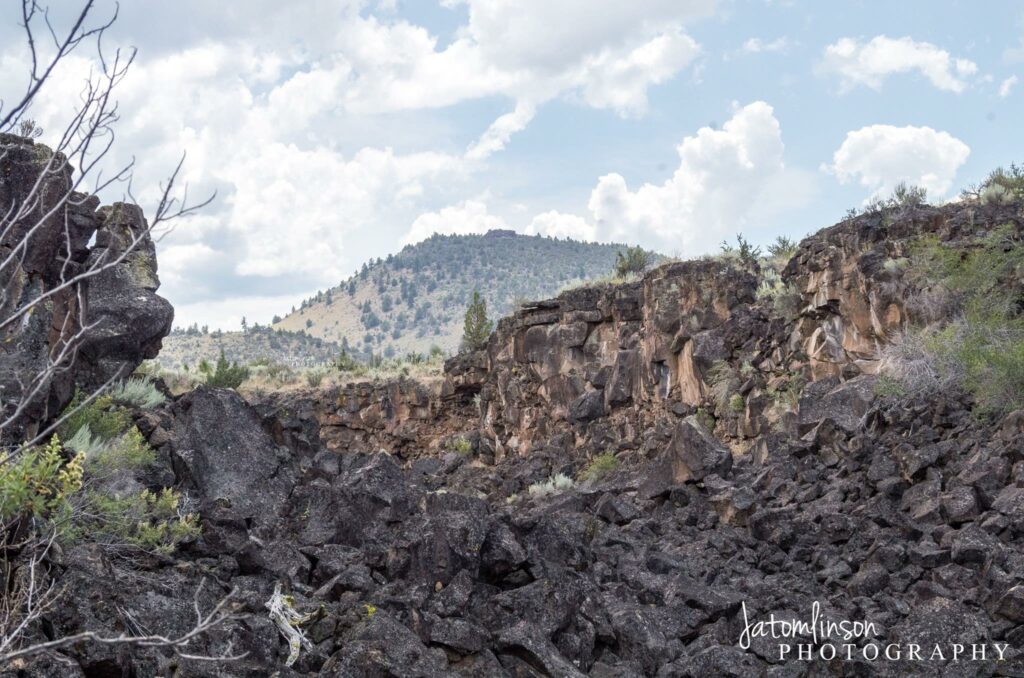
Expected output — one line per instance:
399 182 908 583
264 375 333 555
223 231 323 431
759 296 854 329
140 351 447 398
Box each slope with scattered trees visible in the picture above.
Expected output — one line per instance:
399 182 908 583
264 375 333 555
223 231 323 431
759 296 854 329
271 230 635 358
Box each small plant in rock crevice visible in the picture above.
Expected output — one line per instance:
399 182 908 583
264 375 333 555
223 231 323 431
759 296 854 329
108 376 166 409
579 452 617 483
528 473 574 498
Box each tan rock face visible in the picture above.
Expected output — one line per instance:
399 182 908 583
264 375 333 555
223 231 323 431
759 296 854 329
261 202 1023 461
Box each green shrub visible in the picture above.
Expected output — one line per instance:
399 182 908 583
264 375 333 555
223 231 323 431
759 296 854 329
335 351 360 372
766 236 797 260
613 246 650 277
109 376 166 409
0 436 83 522
966 163 1024 204
889 181 928 208
882 224 1024 414
873 374 908 398
448 436 473 455
65 424 106 459
861 182 929 216
85 426 156 473
720 233 761 266
528 473 574 498
67 487 200 555
1 429 197 555
695 407 716 432
206 350 250 389
59 391 131 442
729 393 746 413
579 452 617 482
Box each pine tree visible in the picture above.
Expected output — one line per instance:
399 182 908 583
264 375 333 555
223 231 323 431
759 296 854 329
462 290 492 352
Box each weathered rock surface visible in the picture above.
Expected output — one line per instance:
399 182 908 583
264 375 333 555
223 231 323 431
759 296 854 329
0 134 172 442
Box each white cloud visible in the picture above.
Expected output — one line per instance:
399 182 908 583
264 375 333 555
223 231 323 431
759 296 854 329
825 124 970 201
526 102 808 255
402 199 510 246
742 37 790 53
226 144 463 278
525 211 596 240
820 36 978 93
999 75 1019 98
586 102 799 254
466 101 537 160
453 0 714 73
578 28 700 116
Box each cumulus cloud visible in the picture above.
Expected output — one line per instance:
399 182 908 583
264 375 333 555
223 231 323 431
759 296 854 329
527 102 810 255
999 75 1019 98
586 102 800 253
820 36 978 93
825 125 970 201
401 200 510 246
578 28 700 116
742 37 790 54
525 211 596 240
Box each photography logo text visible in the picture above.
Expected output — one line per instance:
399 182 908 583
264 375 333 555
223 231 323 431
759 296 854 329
738 602 1009 663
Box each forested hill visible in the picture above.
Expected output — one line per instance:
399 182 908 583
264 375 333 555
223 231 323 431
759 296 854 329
271 230 634 357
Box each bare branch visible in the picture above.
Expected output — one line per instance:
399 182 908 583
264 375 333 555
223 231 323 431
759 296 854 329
0 576 245 665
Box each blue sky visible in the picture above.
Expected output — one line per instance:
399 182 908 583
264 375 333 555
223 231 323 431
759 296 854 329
2 0 1021 329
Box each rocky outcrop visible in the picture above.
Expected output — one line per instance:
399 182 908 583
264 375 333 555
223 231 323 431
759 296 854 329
0 134 171 442
783 202 1024 379
236 204 1024 469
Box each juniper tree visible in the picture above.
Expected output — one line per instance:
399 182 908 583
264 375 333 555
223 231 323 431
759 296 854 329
462 291 493 351
614 246 650 277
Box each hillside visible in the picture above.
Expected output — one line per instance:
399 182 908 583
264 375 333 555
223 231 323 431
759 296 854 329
156 325 340 370
272 230 635 357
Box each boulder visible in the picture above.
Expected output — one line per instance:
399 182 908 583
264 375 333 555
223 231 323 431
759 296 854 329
168 386 294 525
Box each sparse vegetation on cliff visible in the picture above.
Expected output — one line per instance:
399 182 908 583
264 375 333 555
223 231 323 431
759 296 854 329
880 223 1024 414
461 290 493 352
613 245 652 277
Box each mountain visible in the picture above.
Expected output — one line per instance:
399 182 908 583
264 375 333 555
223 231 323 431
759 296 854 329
270 230 634 358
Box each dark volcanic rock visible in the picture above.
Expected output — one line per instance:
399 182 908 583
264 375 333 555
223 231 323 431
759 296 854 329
0 136 172 442
169 386 295 525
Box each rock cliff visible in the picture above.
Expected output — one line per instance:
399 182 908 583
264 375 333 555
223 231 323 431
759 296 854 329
0 134 172 442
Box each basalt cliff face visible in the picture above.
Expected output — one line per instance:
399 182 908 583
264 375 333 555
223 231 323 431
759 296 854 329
265 201 1023 464
6 197 1024 677
0 134 173 442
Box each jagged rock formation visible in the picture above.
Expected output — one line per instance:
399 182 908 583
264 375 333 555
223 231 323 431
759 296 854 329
7 200 1024 676
0 134 172 441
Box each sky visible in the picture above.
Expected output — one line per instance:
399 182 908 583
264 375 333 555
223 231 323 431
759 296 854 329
2 0 1022 330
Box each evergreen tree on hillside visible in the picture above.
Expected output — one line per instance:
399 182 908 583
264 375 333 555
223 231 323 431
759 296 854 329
462 290 493 352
